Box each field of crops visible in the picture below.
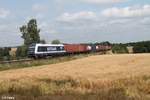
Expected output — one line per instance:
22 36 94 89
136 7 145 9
0 54 149 100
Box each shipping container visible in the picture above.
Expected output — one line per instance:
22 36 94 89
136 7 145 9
64 44 90 53
97 45 112 51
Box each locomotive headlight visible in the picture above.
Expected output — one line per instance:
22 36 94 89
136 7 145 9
96 46 99 49
87 46 92 50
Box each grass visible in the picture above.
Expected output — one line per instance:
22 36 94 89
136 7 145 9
0 75 149 100
0 53 92 71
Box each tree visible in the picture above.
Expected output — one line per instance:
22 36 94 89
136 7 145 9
20 19 41 46
51 39 61 44
16 45 28 58
0 47 11 60
96 41 111 46
112 44 128 54
40 39 46 44
0 48 4 60
3 47 11 56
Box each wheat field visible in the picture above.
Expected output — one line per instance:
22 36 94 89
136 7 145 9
0 54 149 81
0 54 149 100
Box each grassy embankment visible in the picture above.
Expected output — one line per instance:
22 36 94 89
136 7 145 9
0 54 92 71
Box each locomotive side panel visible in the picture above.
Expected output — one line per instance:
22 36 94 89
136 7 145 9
28 44 66 58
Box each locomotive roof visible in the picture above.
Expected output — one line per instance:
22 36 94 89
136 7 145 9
36 43 64 46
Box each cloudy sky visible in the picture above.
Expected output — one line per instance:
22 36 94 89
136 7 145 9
0 0 150 47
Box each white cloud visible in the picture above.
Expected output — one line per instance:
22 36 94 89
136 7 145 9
108 19 131 24
0 23 19 34
57 11 97 22
32 4 48 12
140 17 150 25
101 5 150 17
38 21 58 34
31 4 48 21
55 0 126 4
0 8 10 18
82 0 126 4
56 7 150 35
0 25 7 31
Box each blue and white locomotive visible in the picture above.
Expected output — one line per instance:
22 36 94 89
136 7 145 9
28 44 66 58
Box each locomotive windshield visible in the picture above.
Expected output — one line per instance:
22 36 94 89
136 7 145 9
38 46 47 52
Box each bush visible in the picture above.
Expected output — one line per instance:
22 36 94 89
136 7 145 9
0 47 11 60
51 39 61 44
112 44 128 54
16 45 28 58
133 41 150 53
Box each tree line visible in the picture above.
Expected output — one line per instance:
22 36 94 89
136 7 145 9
126 41 150 53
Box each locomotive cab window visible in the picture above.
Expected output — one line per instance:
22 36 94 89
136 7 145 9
47 46 57 51
37 46 65 52
38 46 47 52
60 46 64 50
56 46 63 51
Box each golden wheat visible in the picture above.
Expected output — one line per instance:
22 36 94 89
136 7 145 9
0 54 149 81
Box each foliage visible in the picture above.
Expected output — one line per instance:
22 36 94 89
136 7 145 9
18 19 46 58
132 41 150 53
40 39 46 44
0 47 11 60
16 45 28 58
112 44 128 54
20 19 41 46
95 41 111 46
111 41 150 53
51 39 61 44
0 54 90 71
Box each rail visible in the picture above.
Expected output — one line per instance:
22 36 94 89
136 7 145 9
0 59 33 64
0 51 108 64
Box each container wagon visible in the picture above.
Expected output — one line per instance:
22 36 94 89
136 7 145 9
64 44 91 54
97 45 112 51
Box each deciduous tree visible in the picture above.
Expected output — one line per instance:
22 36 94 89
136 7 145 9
20 19 41 46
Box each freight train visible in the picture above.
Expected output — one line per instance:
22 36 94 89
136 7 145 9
28 43 111 58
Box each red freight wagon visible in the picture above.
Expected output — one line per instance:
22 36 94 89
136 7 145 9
97 45 112 51
105 46 112 50
64 44 90 53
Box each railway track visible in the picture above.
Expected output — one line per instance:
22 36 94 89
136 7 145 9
0 59 33 64
0 51 107 64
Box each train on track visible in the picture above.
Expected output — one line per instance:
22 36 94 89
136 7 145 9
28 43 112 58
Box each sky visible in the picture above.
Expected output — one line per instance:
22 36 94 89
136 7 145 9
0 0 150 47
